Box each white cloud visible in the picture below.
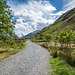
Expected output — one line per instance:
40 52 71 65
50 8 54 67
63 0 75 11
7 0 64 37
50 11 64 16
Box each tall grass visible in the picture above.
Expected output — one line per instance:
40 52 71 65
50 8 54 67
0 40 27 61
49 58 75 75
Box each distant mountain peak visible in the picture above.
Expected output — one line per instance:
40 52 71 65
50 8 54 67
22 30 40 38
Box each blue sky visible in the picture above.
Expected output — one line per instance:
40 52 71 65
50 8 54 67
50 0 63 11
6 0 63 12
6 0 75 37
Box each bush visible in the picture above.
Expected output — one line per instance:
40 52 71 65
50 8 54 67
50 58 75 75
71 55 75 66
53 51 57 58
10 41 15 45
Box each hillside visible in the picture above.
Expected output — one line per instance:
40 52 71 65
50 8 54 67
36 8 75 36
22 30 40 38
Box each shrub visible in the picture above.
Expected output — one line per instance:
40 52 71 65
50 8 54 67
50 58 75 75
53 51 57 58
10 41 15 45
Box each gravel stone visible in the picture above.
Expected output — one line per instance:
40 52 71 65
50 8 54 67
0 41 51 75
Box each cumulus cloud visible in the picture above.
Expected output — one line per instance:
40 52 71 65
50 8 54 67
63 0 75 11
7 0 64 37
50 11 64 16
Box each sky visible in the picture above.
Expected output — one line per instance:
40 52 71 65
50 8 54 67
6 0 75 37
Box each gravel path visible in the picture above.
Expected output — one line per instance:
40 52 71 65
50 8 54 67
0 41 51 75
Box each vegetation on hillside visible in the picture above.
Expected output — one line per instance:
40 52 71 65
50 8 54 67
36 8 75 36
32 8 75 75
49 58 75 75
34 30 75 48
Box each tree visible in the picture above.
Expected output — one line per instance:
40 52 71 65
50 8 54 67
0 0 15 41
45 34 52 42
54 34 59 47
68 30 73 48
72 32 75 44
64 30 73 48
59 30 73 48
44 34 52 47
39 34 44 40
59 31 67 48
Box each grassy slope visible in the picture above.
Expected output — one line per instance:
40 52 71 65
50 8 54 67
36 8 75 36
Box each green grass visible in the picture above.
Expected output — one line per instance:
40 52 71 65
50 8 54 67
0 56 9 62
49 58 75 75
0 40 27 62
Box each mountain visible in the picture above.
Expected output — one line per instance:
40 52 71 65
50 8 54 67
36 8 75 36
4 32 18 38
22 30 40 38
13 35 18 38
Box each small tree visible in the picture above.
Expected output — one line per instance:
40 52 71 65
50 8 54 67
68 30 73 48
39 34 44 40
59 31 67 48
59 30 73 48
45 34 52 42
59 31 64 48
65 30 73 48
72 32 75 45
44 34 52 47
54 34 59 47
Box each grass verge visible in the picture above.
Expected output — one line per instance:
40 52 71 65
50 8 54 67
49 57 75 75
0 40 27 62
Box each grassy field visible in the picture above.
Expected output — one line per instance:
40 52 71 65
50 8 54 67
34 41 75 49
33 41 75 75
0 40 27 62
49 58 75 75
